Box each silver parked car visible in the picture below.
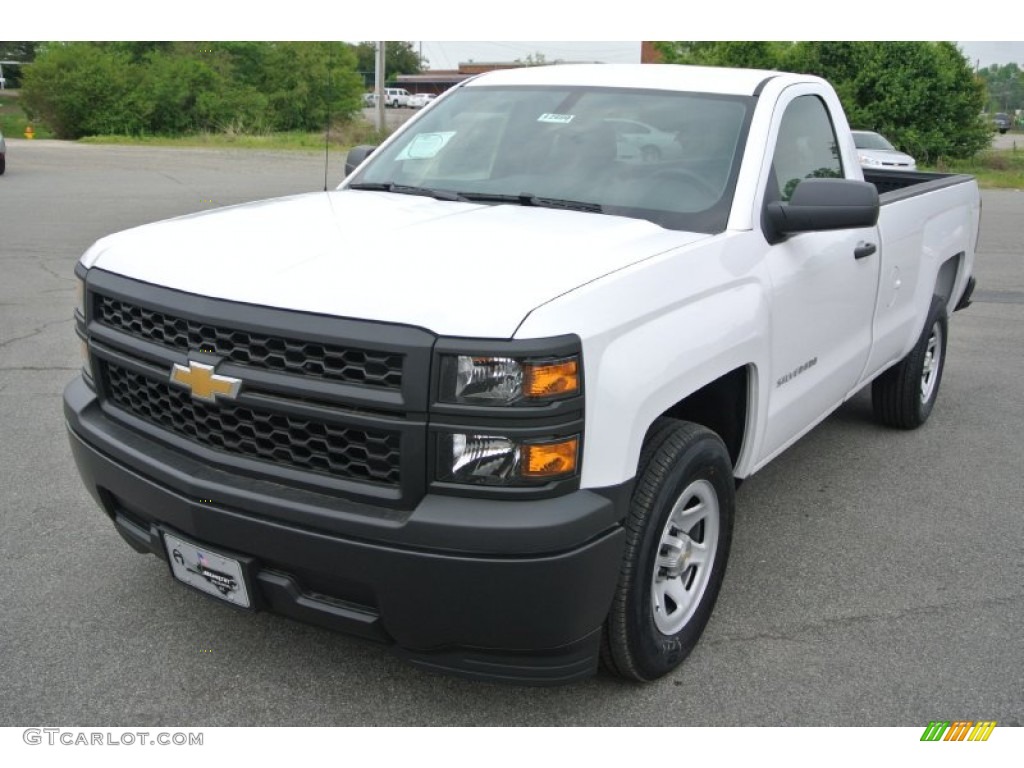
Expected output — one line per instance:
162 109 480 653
851 130 916 171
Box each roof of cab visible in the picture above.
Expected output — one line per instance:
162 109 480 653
461 63 796 97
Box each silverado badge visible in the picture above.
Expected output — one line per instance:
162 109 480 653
169 360 242 403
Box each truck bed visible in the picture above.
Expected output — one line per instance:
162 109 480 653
863 169 976 203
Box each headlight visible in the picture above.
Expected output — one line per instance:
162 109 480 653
859 154 882 167
440 354 580 405
438 433 579 485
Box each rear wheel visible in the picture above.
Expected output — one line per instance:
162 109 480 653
872 295 948 429
603 419 735 681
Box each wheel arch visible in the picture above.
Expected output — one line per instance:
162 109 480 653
656 365 752 469
934 251 963 317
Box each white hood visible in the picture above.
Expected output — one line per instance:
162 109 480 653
82 190 707 338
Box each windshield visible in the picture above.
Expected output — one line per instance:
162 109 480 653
348 85 754 233
852 131 896 151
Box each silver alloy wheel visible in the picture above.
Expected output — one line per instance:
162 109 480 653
651 478 720 635
920 321 943 404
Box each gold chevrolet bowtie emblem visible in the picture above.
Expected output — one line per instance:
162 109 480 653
169 361 242 403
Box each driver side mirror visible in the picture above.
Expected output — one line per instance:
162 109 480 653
764 178 879 245
345 145 377 176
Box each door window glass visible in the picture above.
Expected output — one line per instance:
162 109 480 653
771 95 843 201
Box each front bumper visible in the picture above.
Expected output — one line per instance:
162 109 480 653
64 377 628 683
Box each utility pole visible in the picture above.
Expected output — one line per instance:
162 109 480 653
375 42 386 133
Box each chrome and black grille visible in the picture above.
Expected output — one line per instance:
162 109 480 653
104 362 402 485
96 294 403 389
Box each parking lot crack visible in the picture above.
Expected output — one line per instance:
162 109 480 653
0 366 79 372
0 317 73 349
38 260 75 283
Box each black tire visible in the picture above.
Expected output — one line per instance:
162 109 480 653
872 295 948 429
602 418 735 681
0 154 5 175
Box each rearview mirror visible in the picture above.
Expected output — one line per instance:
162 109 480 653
764 178 879 244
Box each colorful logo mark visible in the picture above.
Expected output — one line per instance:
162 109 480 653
920 721 997 742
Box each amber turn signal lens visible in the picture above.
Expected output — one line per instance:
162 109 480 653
523 359 579 399
523 437 579 478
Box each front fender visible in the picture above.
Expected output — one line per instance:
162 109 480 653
516 231 771 488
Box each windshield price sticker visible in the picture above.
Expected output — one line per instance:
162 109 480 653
538 113 575 124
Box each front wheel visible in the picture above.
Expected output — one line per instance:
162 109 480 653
603 419 735 681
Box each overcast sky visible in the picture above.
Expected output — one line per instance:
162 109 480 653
7 1 1023 70
420 41 1024 71
10 1 1023 63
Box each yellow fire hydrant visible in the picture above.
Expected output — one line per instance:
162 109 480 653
24 124 35 139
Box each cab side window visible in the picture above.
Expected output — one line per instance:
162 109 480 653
771 95 843 202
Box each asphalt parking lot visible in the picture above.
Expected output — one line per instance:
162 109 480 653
1 140 1021 726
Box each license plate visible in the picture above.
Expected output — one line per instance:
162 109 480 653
163 531 252 609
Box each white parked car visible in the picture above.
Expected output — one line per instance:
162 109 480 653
604 118 682 163
852 130 917 170
408 93 436 109
362 92 377 108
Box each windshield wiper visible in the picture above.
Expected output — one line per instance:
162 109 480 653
347 182 467 202
455 191 603 213
349 183 602 213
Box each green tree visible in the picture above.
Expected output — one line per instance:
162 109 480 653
0 41 37 61
135 46 267 134
353 41 424 86
21 43 146 137
19 41 364 138
789 42 990 161
0 41 38 88
656 40 991 160
978 62 1023 112
656 41 788 69
260 42 363 131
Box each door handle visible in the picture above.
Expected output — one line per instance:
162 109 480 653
854 241 877 260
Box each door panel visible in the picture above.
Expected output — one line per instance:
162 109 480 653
756 92 881 460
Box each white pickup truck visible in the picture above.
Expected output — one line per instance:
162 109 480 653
65 64 979 684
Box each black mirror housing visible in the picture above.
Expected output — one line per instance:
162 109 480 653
765 178 879 244
344 145 377 177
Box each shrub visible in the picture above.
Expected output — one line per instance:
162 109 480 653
20 41 364 139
